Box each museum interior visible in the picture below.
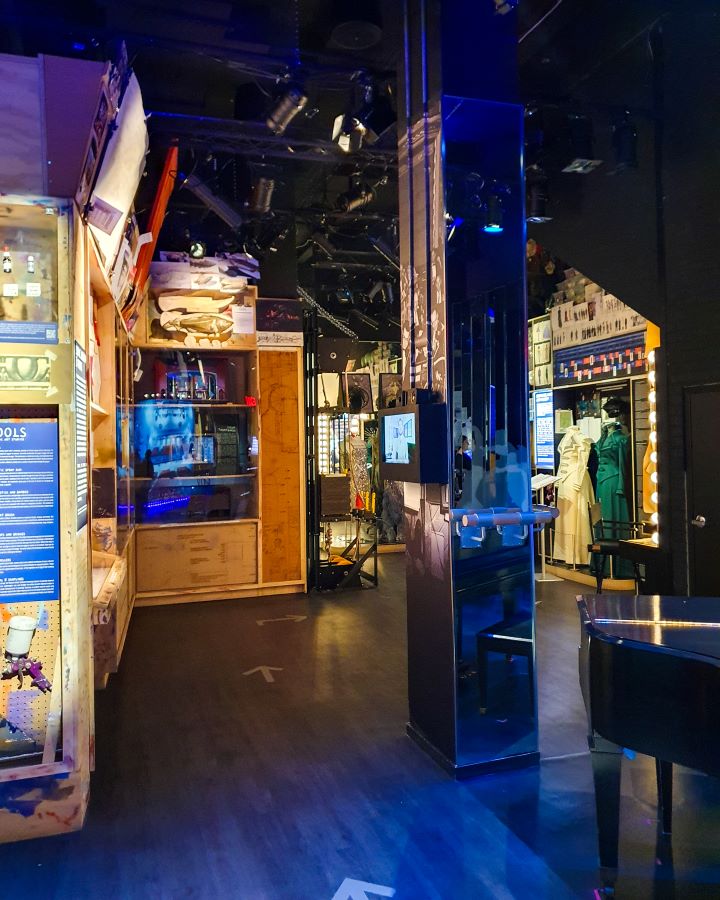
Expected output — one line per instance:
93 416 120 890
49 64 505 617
0 2 718 898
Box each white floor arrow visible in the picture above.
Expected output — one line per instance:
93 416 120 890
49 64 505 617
242 666 283 683
331 878 396 900
256 614 307 626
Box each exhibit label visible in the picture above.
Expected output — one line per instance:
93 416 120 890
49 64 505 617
0 419 60 602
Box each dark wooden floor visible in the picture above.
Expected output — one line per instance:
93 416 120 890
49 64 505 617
1 557 720 898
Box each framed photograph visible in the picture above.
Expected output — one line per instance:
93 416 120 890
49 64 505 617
378 372 403 409
533 341 551 365
343 372 373 414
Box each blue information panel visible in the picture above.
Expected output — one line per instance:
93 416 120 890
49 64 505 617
533 389 555 471
0 419 60 602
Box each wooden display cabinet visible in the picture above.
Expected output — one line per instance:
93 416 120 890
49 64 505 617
130 288 306 604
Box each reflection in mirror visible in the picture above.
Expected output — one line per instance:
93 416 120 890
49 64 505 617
445 96 537 767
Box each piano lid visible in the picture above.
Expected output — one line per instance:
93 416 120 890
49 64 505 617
577 594 720 663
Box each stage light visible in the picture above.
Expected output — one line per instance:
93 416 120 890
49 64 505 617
649 430 657 445
335 288 353 305
651 451 657 464
562 113 602 174
266 84 308 135
651 471 658 484
483 192 504 233
648 350 655 364
526 165 552 223
337 184 375 213
248 177 275 214
612 111 638 172
651 512 658 525
651 531 659 545
189 240 206 259
649 410 657 424
332 113 366 153
649 390 656 404
648 369 656 384
651 491 658 505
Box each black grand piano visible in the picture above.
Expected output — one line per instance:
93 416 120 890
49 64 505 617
578 594 720 895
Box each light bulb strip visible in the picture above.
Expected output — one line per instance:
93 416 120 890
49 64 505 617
647 344 659 546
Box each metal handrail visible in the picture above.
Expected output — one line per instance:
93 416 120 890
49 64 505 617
451 504 559 528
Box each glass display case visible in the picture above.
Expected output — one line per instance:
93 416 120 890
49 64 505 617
132 348 258 525
0 203 59 346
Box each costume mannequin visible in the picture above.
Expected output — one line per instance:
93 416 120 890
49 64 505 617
554 426 595 564
594 406 632 576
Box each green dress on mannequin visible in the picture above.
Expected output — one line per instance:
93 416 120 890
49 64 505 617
593 422 633 577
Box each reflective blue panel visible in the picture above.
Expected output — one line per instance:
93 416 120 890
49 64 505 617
445 97 537 767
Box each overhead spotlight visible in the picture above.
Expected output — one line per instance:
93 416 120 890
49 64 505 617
612 110 638 172
337 183 375 213
353 84 396 146
189 240 206 259
335 287 354 305
526 165 552 223
266 83 308 135
248 177 275 214
482 191 504 233
332 113 366 153
562 113 602 174
367 281 396 305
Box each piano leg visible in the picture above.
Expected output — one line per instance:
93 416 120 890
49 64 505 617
655 758 673 835
589 734 623 894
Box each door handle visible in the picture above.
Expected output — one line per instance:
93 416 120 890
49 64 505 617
691 515 707 529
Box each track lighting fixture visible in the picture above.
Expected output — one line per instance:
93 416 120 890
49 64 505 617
526 165 552 223
612 110 638 172
332 113 367 154
248 177 275 214
332 80 395 153
266 83 308 135
482 192 504 233
562 113 602 174
335 287 353 305
337 184 375 213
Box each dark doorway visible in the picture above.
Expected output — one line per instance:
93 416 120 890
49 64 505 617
685 385 720 596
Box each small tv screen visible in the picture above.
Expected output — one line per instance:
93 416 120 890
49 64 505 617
383 412 416 465
379 403 448 484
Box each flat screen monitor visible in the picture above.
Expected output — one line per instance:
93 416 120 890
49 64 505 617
378 403 448 484
382 412 416 465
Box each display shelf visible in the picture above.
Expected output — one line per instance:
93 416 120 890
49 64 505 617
135 517 260 530
134 402 256 409
88 233 113 307
133 473 257 486
90 401 109 425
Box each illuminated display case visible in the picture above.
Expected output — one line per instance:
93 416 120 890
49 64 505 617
0 196 92 841
132 348 258 526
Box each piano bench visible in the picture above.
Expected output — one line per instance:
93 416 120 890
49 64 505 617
476 625 534 715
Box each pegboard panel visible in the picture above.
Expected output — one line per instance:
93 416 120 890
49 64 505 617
1 599 60 749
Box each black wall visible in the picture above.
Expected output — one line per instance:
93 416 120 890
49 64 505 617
524 7 720 592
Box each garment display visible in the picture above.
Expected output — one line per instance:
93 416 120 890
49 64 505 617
342 432 371 504
594 422 633 576
554 426 595 564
